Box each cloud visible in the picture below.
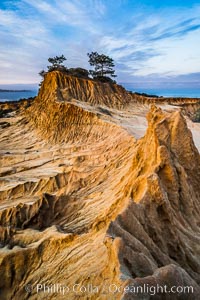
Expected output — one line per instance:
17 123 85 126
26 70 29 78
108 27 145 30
0 0 200 85
0 1 102 83
21 0 106 32
148 19 200 42
98 5 200 79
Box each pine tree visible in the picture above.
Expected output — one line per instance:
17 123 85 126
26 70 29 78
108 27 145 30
47 55 67 72
87 52 117 81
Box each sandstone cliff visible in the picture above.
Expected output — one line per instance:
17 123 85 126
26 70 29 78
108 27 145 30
0 71 200 300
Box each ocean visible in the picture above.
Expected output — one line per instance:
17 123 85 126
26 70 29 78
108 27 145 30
122 84 200 98
1 86 200 101
0 90 38 102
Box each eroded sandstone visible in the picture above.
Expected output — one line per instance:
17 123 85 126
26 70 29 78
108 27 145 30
0 71 200 300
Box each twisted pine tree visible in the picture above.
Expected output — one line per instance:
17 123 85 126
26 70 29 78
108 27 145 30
47 55 67 72
38 55 67 86
87 52 117 82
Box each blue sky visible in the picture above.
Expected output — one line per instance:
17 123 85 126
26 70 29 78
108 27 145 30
0 0 200 88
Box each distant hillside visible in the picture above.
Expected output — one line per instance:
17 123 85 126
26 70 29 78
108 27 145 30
0 89 31 92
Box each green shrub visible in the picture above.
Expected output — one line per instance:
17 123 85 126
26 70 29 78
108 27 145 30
193 109 200 122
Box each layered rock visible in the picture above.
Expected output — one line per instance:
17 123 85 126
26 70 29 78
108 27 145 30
107 106 200 299
0 72 200 300
36 71 132 107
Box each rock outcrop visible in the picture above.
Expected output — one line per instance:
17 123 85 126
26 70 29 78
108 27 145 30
0 71 200 300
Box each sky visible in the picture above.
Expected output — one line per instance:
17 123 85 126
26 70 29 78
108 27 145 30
0 0 200 88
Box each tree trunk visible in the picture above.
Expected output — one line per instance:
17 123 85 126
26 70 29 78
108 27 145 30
101 64 104 77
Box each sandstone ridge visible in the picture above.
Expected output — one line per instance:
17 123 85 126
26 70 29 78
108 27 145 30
0 72 200 299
